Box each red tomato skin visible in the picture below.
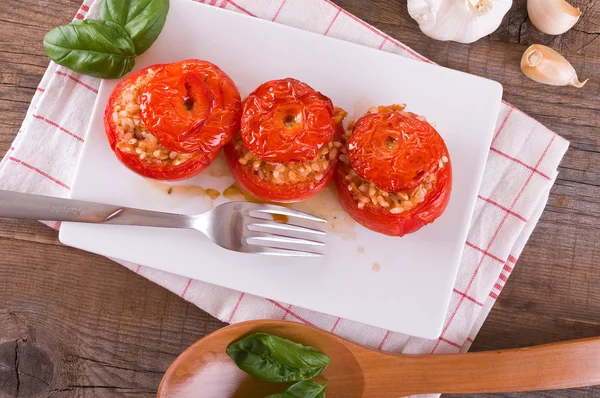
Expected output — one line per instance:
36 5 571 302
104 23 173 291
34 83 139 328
335 161 452 236
104 65 215 181
139 59 242 155
224 123 344 203
347 111 446 192
240 78 335 163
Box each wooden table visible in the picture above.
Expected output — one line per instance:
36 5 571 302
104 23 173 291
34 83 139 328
1 0 598 396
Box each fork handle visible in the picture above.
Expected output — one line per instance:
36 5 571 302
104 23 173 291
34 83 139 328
0 190 194 229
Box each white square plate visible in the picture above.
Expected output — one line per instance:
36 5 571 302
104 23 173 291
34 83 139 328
60 0 502 339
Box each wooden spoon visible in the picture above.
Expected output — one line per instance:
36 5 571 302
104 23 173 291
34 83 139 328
158 320 600 397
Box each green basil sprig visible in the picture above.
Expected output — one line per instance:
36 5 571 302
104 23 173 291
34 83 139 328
266 380 328 398
100 0 169 55
43 0 169 79
43 20 136 79
226 333 330 383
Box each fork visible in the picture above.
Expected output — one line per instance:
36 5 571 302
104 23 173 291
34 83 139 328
0 190 327 257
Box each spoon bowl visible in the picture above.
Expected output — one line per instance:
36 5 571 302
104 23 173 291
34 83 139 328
158 320 364 398
159 319 600 397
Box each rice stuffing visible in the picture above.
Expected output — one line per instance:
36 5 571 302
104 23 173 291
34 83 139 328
112 68 193 167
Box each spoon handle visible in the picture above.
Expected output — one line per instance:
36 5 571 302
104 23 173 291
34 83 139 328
360 336 600 396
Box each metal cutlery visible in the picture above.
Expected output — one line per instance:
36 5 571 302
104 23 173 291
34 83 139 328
0 190 327 257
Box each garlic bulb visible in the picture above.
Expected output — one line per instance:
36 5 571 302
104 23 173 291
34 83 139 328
521 44 588 88
527 0 581 35
407 0 513 44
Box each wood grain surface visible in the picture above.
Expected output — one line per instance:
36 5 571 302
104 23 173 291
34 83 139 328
0 0 599 397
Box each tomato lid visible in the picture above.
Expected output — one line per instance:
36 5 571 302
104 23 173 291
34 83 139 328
347 111 447 192
240 78 335 163
139 59 241 154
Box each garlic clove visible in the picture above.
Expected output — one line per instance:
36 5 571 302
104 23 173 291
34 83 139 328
521 44 588 88
407 0 513 44
527 0 581 35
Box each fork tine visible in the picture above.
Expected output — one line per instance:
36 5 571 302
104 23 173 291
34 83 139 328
245 232 325 257
213 202 328 256
247 204 327 224
247 221 326 237
244 245 324 257
246 233 325 247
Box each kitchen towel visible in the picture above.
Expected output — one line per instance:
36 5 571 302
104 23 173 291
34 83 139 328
0 1 569 396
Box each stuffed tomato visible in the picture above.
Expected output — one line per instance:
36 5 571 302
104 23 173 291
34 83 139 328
224 78 346 202
336 105 452 236
104 59 242 180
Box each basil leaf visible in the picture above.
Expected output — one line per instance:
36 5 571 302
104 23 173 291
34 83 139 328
43 20 135 79
100 0 170 55
266 380 328 398
226 333 330 383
